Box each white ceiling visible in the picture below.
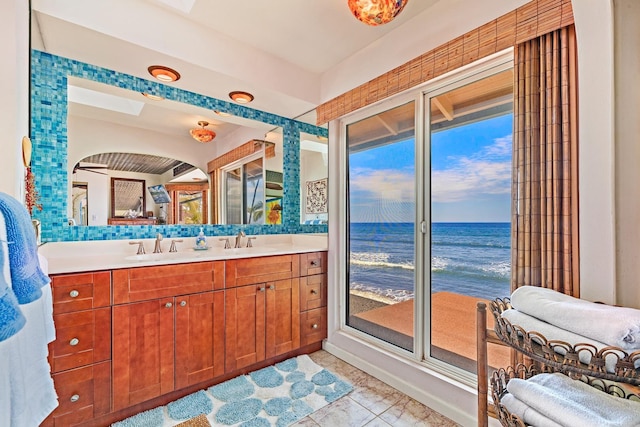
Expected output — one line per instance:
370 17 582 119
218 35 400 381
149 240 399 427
30 0 445 123
30 0 524 143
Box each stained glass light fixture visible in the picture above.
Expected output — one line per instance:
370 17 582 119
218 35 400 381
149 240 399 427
348 0 409 26
190 121 216 143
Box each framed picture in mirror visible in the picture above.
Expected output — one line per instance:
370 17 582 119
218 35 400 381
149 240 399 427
111 178 145 218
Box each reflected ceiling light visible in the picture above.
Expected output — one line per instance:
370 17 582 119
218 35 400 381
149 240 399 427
147 65 181 82
214 110 232 117
190 121 216 143
347 0 408 26
141 92 164 101
229 91 254 104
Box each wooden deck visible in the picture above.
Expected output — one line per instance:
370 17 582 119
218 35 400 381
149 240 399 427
352 291 511 371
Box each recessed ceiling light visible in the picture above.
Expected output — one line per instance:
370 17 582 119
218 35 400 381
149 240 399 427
214 110 232 117
229 91 254 104
148 65 181 82
141 92 165 101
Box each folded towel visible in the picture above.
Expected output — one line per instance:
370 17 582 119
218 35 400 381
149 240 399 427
500 309 637 373
510 286 640 351
0 213 26 342
501 394 563 427
0 193 50 304
507 373 640 427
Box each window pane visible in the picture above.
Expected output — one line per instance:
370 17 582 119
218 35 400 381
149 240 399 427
429 69 513 373
346 101 416 352
226 167 242 224
177 191 203 224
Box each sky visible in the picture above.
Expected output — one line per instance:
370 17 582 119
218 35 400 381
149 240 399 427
349 114 513 223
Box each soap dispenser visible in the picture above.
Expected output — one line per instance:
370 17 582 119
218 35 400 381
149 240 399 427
195 227 207 249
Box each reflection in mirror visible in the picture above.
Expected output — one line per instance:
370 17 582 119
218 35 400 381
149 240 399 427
212 130 283 225
300 132 328 224
72 153 207 226
67 77 281 226
111 177 145 218
71 182 88 226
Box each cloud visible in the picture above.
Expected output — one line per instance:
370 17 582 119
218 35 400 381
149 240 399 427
348 134 513 210
349 167 414 202
432 134 512 202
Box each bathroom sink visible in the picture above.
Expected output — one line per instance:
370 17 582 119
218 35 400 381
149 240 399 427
222 246 279 254
124 246 279 262
124 253 177 262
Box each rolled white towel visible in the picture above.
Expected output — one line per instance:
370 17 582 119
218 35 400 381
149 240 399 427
507 373 640 427
510 286 640 351
501 309 632 373
501 394 563 427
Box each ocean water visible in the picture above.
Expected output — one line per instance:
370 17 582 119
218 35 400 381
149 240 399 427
349 222 511 302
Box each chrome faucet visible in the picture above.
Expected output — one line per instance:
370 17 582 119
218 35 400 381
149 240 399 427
234 230 245 248
153 233 163 253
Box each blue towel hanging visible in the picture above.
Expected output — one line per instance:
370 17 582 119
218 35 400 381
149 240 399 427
0 192 50 304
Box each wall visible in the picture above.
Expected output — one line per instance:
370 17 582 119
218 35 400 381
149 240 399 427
0 0 29 198
324 1 622 425
614 0 640 308
30 51 327 242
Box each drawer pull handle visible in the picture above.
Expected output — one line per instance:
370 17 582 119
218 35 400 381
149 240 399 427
69 338 79 346
312 324 319 329
259 287 266 292
165 302 173 308
269 285 275 290
310 260 319 267
180 301 187 307
69 290 79 298
70 394 80 403
310 289 318 295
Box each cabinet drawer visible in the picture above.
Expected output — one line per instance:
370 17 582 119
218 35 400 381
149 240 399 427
299 252 327 277
299 274 327 311
44 361 111 427
50 308 111 373
113 261 224 303
300 307 327 346
226 254 300 288
51 271 111 314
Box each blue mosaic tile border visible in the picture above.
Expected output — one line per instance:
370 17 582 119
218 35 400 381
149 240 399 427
30 50 328 242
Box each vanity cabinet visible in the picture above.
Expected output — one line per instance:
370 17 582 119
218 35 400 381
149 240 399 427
111 262 224 410
43 271 112 427
224 255 300 372
299 252 328 346
43 249 327 425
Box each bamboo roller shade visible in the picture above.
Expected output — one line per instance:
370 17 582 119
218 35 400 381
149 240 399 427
315 0 574 125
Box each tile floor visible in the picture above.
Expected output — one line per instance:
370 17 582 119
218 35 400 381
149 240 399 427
294 350 461 427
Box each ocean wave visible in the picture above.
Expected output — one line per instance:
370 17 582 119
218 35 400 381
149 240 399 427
431 240 510 249
350 252 414 270
350 283 414 303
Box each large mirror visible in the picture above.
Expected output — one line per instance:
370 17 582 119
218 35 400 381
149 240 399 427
66 77 283 226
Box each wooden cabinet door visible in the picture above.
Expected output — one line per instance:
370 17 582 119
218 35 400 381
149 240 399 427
175 291 225 389
112 298 175 411
225 284 266 372
265 278 300 359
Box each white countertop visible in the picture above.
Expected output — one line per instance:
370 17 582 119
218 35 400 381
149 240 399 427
39 233 328 274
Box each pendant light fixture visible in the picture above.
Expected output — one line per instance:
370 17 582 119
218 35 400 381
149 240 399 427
190 121 216 143
348 0 409 26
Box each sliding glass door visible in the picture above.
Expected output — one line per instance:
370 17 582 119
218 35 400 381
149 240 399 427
428 69 513 372
342 60 513 374
345 101 416 352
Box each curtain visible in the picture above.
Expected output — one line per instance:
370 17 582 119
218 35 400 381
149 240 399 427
511 25 579 297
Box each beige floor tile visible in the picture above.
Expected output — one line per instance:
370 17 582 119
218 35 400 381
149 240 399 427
290 416 320 426
363 417 394 427
378 395 460 427
309 397 376 427
347 375 405 415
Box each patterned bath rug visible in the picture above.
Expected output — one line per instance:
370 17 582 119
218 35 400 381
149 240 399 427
112 354 353 427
